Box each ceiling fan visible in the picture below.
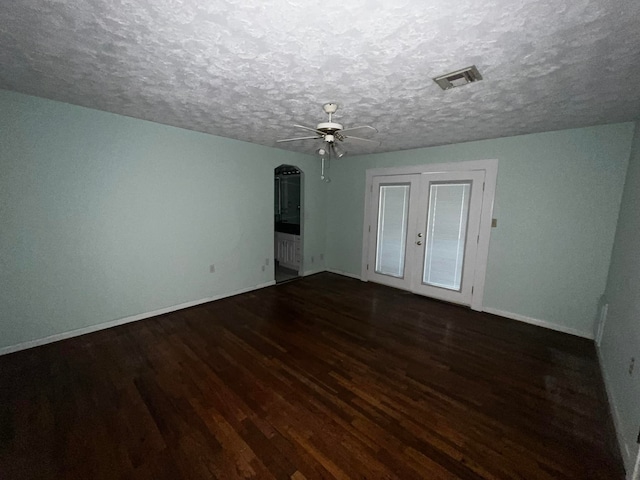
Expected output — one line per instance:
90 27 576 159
277 103 379 159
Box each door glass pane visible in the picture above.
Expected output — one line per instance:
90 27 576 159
423 182 471 290
375 184 410 277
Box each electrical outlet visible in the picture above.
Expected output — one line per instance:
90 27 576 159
265 258 269 266
320 253 324 261
261 265 265 272
209 264 215 273
629 357 635 376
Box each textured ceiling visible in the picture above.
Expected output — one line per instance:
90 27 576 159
1 0 639 156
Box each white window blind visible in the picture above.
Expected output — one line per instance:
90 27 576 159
423 183 471 291
375 184 410 278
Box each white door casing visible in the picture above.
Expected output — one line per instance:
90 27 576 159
361 159 498 311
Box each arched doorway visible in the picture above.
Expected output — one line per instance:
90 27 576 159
274 165 303 283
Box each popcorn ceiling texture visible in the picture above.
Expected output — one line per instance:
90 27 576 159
1 0 639 155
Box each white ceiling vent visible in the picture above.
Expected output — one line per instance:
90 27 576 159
433 66 483 90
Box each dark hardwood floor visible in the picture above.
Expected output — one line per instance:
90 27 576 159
0 273 624 479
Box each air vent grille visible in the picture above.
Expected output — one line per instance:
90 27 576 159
433 66 483 90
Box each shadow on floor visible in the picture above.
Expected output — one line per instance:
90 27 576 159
275 265 300 284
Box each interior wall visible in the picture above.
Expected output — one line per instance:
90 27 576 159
325 123 634 337
599 121 640 476
0 90 326 351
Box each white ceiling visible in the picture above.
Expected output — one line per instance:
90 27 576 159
1 0 639 155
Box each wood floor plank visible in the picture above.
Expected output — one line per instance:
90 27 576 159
0 273 624 479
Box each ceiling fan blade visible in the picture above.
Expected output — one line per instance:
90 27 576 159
343 136 381 146
294 124 325 135
338 125 377 136
276 135 323 143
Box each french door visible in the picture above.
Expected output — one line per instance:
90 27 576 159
367 170 485 306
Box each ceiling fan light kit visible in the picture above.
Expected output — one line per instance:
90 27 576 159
331 143 345 158
277 103 380 178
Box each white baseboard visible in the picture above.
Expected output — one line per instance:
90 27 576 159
596 345 635 479
483 307 593 339
326 268 362 280
595 302 609 347
302 267 326 277
0 280 276 357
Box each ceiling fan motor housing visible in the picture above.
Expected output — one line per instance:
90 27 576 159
316 122 343 135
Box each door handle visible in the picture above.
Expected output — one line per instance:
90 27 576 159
416 241 423 245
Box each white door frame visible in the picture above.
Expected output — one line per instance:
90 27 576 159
361 159 498 311
274 164 304 278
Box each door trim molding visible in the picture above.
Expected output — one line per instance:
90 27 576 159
361 159 498 311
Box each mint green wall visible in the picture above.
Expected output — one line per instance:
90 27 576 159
0 88 634 356
0 90 325 350
600 121 640 475
326 124 634 337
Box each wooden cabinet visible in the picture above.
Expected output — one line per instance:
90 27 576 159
275 233 300 270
